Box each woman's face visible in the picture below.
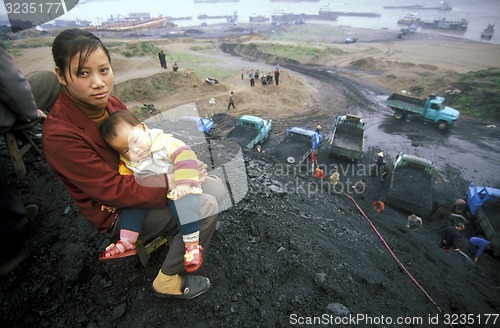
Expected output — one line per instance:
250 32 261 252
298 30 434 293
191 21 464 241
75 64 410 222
56 47 114 110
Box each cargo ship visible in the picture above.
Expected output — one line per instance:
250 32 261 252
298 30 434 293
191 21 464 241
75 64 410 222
99 13 168 31
198 11 238 22
420 17 468 31
271 9 302 24
397 13 421 25
384 2 452 11
249 15 270 23
316 4 380 18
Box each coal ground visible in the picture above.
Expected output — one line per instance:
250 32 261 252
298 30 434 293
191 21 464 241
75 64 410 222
1 64 500 328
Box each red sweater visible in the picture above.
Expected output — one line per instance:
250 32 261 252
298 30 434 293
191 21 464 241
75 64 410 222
42 92 168 233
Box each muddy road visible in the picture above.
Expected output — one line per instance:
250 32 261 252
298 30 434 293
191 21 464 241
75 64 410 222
264 63 500 196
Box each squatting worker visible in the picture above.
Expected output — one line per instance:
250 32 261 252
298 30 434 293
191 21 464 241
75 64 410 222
42 29 226 299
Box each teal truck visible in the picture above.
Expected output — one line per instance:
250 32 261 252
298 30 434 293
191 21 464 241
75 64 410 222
228 115 272 149
385 153 435 217
328 114 365 162
385 93 460 130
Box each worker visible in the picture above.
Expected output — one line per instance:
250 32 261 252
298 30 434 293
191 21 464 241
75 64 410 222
373 152 386 176
371 201 385 213
352 178 367 200
468 237 492 264
439 222 465 250
314 166 325 179
451 198 466 214
407 213 422 229
315 124 322 134
309 151 316 174
329 165 340 186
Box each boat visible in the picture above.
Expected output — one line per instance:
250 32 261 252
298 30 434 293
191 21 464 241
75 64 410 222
317 4 380 18
481 24 494 40
40 19 93 30
271 9 301 24
99 14 168 31
166 16 192 21
420 17 468 31
198 14 233 19
384 2 452 10
397 13 421 25
249 15 270 23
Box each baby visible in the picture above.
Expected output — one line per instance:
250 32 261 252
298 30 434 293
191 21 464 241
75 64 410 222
99 110 203 272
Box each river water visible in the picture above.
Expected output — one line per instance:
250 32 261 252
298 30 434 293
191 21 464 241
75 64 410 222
3 0 498 44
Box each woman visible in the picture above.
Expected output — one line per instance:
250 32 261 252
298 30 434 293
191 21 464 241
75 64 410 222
42 29 225 299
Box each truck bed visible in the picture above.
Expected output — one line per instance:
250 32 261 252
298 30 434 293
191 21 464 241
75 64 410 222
386 166 433 216
473 199 500 257
385 93 426 113
270 136 312 164
227 125 259 148
332 134 363 151
329 125 364 160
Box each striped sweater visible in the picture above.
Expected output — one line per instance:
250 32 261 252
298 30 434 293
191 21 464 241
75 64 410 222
120 128 201 197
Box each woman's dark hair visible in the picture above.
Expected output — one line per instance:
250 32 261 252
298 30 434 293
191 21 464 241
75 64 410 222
52 28 111 81
100 110 141 145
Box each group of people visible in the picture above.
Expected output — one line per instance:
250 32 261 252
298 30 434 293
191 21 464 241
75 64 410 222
1 29 226 300
439 222 492 264
158 50 178 72
309 146 493 264
245 64 281 88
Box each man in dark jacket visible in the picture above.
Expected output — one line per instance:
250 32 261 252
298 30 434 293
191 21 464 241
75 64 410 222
439 223 465 249
0 43 47 275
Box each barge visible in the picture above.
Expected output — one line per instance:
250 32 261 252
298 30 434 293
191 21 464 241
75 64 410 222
420 17 468 31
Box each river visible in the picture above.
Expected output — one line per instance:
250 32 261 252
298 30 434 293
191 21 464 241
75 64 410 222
2 0 499 44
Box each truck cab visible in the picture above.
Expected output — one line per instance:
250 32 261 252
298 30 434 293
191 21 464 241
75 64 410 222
422 95 460 125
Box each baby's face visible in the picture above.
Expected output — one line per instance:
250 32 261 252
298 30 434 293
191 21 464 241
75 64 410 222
109 122 152 162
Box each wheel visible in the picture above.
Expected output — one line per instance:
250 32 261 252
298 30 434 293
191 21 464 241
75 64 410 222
437 121 448 130
393 109 405 120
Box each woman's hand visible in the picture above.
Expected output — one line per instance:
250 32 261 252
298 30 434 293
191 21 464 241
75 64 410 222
198 160 208 184
38 109 47 119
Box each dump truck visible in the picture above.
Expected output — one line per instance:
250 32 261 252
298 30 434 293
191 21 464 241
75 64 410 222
270 127 322 165
328 114 365 162
385 153 434 217
227 115 272 149
466 183 500 257
385 93 460 130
